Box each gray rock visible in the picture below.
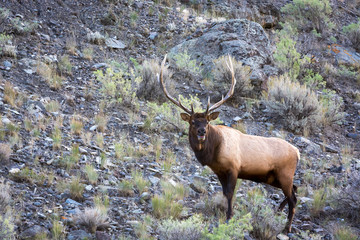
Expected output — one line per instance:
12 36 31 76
149 32 158 40
169 19 273 90
347 133 360 139
96 231 111 240
148 175 160 185
65 198 82 206
91 63 108 70
277 234 289 240
19 225 50 240
105 38 126 49
67 230 92 240
295 137 322 155
3 60 12 69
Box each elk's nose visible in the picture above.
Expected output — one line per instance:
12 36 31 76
198 128 206 136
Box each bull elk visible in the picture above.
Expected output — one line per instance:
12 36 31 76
158 55 300 233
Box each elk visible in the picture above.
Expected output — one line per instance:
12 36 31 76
158 55 300 233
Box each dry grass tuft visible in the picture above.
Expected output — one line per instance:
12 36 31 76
75 207 109 233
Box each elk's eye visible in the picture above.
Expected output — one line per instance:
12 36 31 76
191 120 195 125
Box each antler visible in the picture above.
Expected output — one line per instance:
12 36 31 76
205 55 236 114
158 55 193 114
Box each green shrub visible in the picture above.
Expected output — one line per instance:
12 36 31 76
263 75 320 133
0 182 10 214
0 214 15 240
204 211 252 240
118 179 134 197
273 25 307 80
132 170 150 194
239 188 286 240
151 181 187 219
94 62 141 109
75 207 109 234
158 215 205 240
137 58 175 102
58 55 72 75
170 50 202 76
211 55 252 100
318 89 345 126
343 19 360 51
281 0 333 33
84 164 98 185
333 224 358 240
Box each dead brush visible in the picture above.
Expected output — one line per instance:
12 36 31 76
75 207 110 233
0 143 12 163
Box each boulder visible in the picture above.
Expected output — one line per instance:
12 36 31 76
169 19 275 90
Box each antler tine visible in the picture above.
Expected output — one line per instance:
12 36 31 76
208 55 237 113
158 54 193 114
205 96 210 114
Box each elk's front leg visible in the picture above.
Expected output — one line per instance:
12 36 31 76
218 171 237 221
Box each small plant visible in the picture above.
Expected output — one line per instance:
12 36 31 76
0 181 10 213
83 47 93 60
45 100 60 113
4 81 17 107
170 50 202 76
333 224 358 240
51 126 62 150
84 164 98 185
211 55 252 100
273 24 306 80
66 36 77 55
68 176 85 201
75 207 109 233
132 170 150 194
70 116 83 135
130 11 138 27
94 194 110 212
310 187 328 217
118 179 134 197
10 17 38 34
343 19 360 51
0 143 12 164
151 180 187 219
51 218 64 240
94 112 107 132
204 211 252 240
239 188 286 239
162 149 176 173
0 214 15 240
134 215 153 240
95 133 104 148
58 55 72 75
158 214 205 240
263 75 320 133
37 62 63 90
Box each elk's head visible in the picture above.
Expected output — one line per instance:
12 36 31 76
158 54 236 143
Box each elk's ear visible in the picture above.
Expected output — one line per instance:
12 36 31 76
180 113 191 122
207 112 220 121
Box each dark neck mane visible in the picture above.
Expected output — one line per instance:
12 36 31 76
189 125 221 166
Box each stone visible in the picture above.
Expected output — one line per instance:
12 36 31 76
91 63 108 70
169 19 274 91
105 38 126 49
67 230 92 240
96 231 111 240
19 225 50 240
65 198 82 206
347 133 360 139
149 32 158 40
277 234 289 240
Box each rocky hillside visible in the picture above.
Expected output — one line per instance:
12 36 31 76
0 0 359 239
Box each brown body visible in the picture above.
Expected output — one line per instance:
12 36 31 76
159 55 299 232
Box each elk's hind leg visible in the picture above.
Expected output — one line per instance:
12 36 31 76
282 185 297 233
